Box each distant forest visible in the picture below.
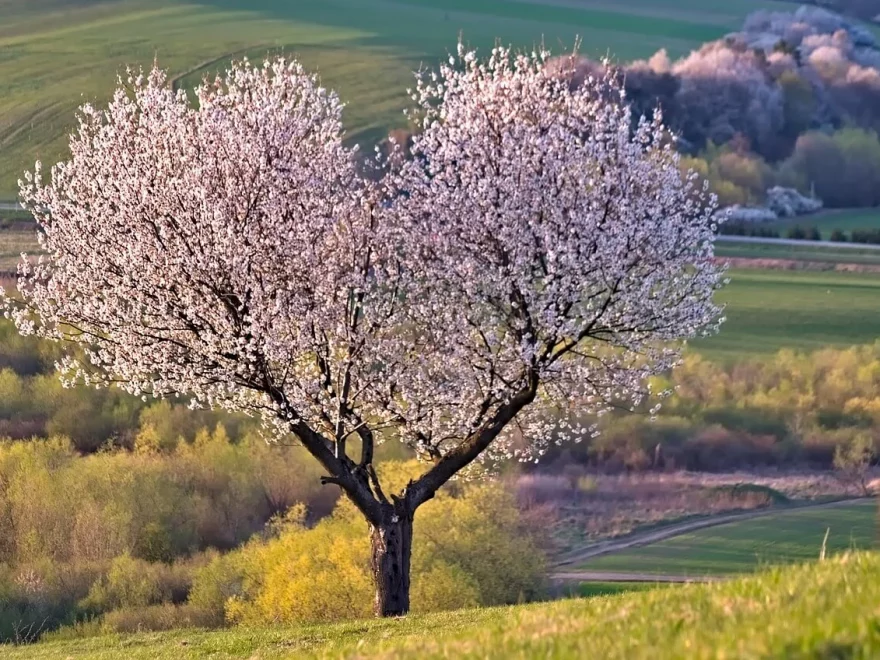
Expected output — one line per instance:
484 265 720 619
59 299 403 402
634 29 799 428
564 6 880 209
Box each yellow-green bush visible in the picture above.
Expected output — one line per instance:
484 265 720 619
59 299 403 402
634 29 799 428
0 559 105 642
0 432 329 566
186 551 245 626
413 482 545 608
0 430 334 642
410 560 480 613
78 554 199 613
225 514 374 625
196 462 545 626
80 555 165 611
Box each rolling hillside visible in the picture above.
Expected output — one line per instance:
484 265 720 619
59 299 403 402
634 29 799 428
5 552 879 659
0 0 796 199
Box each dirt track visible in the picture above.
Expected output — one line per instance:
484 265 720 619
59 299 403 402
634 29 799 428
551 571 720 584
550 497 869 583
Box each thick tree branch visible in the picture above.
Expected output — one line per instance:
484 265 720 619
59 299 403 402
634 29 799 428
407 369 540 509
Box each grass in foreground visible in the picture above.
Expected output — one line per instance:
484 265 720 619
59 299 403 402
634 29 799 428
692 268 880 360
573 581 667 598
581 500 877 576
6 553 880 659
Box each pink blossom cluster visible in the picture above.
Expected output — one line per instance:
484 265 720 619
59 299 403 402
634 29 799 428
3 46 723 512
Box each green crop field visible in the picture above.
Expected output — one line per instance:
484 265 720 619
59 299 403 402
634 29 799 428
579 501 878 577
693 269 880 360
4 553 879 659
0 0 796 200
772 208 880 240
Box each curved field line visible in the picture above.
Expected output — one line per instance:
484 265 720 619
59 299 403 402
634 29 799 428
168 45 271 90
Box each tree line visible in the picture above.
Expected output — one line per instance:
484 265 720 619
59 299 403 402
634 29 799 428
548 346 880 474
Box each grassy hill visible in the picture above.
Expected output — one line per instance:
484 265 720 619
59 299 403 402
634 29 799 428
5 552 879 659
580 500 877 576
0 0 795 199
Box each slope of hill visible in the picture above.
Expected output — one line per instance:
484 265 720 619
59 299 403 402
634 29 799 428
0 0 796 199
578 499 876 576
6 552 879 659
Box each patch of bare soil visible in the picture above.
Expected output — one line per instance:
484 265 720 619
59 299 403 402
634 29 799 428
717 257 880 273
549 570 719 583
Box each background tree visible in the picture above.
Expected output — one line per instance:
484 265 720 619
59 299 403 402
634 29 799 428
833 433 877 496
3 49 722 617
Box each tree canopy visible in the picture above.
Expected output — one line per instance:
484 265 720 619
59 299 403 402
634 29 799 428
3 45 723 615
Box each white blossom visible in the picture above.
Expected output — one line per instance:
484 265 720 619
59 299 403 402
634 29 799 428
2 49 723 517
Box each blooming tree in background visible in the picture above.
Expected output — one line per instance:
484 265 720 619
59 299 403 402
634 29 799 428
3 46 723 616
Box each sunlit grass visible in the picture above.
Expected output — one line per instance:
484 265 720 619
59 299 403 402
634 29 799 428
6 552 880 659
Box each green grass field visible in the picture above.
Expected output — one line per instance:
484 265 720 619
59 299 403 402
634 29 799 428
772 208 880 240
693 269 880 360
580 501 877 577
0 0 797 199
5 553 879 659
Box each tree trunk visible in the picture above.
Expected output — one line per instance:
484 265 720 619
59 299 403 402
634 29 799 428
369 510 413 617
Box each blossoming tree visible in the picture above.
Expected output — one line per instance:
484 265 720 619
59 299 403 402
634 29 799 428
4 47 723 617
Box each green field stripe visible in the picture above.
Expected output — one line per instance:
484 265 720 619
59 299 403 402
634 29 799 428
581 502 877 575
386 0 725 41
693 267 880 360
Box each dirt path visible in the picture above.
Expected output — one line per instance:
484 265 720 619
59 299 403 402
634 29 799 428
550 571 721 584
717 256 880 273
715 235 880 251
552 497 869 580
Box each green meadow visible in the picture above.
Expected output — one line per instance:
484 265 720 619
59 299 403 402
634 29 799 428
692 269 880 361
580 500 877 576
4 553 878 659
0 0 796 199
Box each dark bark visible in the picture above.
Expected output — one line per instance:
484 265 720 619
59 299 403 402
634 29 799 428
369 507 413 617
408 370 539 508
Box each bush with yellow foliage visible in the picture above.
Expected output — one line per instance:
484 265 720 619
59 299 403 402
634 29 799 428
191 461 545 625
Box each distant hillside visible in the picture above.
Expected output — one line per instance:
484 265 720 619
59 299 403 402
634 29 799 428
0 0 803 200
782 0 880 22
